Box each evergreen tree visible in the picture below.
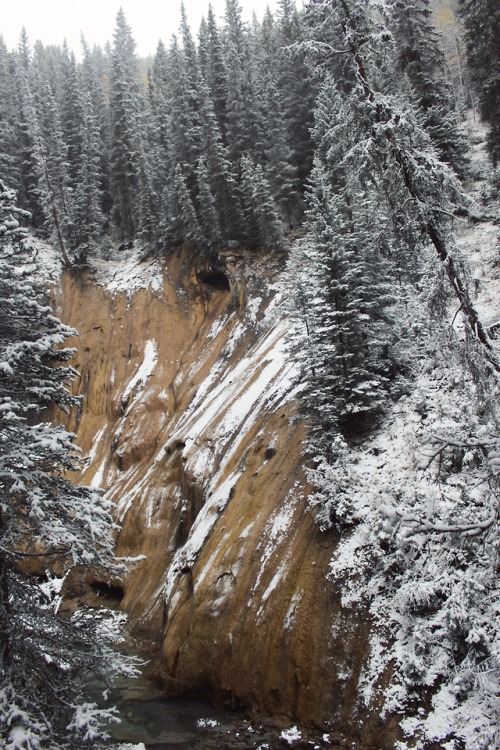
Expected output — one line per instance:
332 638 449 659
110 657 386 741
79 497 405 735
200 5 230 143
59 46 85 187
11 32 43 227
37 82 75 247
0 179 136 748
148 41 178 249
288 158 395 444
240 154 284 250
388 0 468 175
0 39 20 191
150 40 171 157
198 77 244 242
165 36 202 193
459 0 500 166
276 0 317 199
71 93 105 254
251 11 297 225
195 156 223 256
135 140 160 250
109 8 142 240
17 27 31 72
20 77 73 265
174 164 204 250
223 0 263 165
79 38 112 220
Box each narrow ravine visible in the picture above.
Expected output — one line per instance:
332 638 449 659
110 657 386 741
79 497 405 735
51 244 398 746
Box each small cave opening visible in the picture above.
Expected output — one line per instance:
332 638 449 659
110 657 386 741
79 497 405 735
197 268 231 291
90 581 125 603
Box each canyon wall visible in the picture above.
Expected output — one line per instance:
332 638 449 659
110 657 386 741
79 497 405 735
53 247 398 748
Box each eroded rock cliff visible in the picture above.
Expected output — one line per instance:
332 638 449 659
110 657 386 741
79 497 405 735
53 247 397 747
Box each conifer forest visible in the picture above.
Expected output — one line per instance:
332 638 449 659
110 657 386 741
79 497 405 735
1 0 500 748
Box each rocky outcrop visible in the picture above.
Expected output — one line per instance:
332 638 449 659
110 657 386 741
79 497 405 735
53 247 399 748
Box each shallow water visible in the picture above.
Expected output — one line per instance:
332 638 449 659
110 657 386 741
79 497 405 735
103 676 242 748
97 671 332 749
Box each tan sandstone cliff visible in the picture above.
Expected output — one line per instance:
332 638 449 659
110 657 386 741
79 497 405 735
51 246 398 748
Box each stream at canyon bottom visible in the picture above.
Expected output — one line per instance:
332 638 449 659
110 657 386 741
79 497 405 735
98 670 335 750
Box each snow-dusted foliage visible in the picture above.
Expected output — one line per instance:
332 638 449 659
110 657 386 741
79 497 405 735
284 2 500 746
459 0 500 167
286 0 485 447
0 180 138 749
323 342 500 748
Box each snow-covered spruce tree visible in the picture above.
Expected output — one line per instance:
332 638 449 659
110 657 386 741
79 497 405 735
80 38 113 220
16 68 73 266
0 180 136 749
223 0 263 167
250 17 298 227
303 0 497 372
240 154 285 250
195 156 223 257
163 35 203 223
199 4 230 144
388 0 469 176
109 8 142 241
287 155 396 451
0 39 20 192
148 41 178 249
197 77 245 243
71 93 106 256
59 46 85 189
275 0 317 205
173 164 204 251
459 0 500 166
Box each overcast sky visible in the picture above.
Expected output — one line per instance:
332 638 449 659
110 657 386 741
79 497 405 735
2 0 301 58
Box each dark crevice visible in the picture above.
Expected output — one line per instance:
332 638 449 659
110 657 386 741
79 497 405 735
197 269 231 291
90 581 124 602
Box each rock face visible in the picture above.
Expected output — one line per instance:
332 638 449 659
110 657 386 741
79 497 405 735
54 248 398 748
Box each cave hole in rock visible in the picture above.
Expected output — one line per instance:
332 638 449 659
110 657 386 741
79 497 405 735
90 581 125 603
197 268 231 291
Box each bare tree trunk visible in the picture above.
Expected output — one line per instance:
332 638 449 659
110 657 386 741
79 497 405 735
42 162 72 269
0 509 11 670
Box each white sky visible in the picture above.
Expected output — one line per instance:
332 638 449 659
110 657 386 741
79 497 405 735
1 0 300 58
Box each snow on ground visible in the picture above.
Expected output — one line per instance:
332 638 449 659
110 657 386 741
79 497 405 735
29 237 164 296
30 236 64 284
85 425 107 468
280 726 302 744
172 321 296 466
92 248 164 295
